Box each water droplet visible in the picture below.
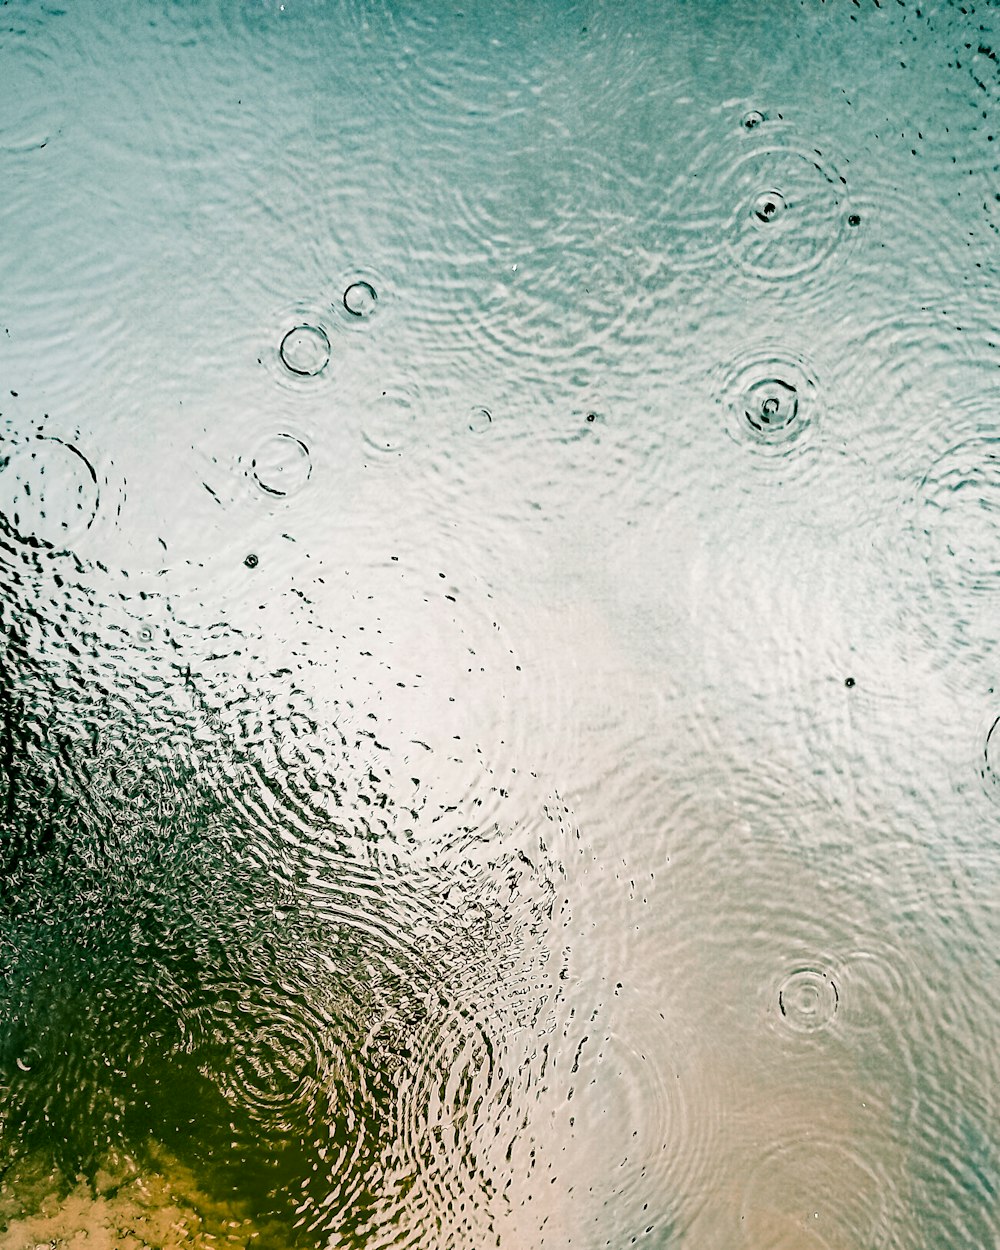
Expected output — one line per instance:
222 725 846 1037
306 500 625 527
743 377 799 433
279 324 330 376
468 406 492 433
752 189 786 224
244 552 259 569
251 433 312 498
343 280 378 318
742 109 765 131
777 968 839 1033
137 626 154 643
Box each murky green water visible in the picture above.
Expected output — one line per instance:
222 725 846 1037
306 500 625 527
1 1 998 1246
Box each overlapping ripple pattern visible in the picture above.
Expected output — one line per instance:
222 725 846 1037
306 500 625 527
1 1 999 1247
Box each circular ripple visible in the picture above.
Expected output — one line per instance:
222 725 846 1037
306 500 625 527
736 1132 891 1250
0 437 99 550
279 324 330 377
777 967 839 1034
383 1001 527 1247
742 375 799 435
501 987 719 1248
630 754 924 1050
752 188 786 224
829 307 999 471
333 262 395 333
359 377 424 457
724 143 851 282
212 993 330 1130
343 279 378 319
248 432 312 499
920 434 1000 597
895 389 1000 662
833 947 922 1084
981 712 1000 800
0 12 66 155
261 301 338 393
716 344 817 456
467 405 492 434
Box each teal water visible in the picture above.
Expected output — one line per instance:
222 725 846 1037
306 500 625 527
1 1 998 1246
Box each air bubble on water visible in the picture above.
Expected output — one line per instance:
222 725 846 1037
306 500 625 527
343 280 378 318
742 109 765 131
468 406 492 433
279 324 330 376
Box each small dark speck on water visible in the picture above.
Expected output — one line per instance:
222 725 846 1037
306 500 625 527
845 676 856 687
848 213 862 226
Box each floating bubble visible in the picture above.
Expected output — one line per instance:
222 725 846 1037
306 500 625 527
250 433 312 498
777 967 840 1033
742 109 765 131
279 324 330 377
343 280 378 318
0 437 99 550
467 405 492 433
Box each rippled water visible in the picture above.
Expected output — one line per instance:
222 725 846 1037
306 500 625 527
1 1 998 1247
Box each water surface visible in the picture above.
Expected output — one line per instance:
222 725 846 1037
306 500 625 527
1 1 998 1246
